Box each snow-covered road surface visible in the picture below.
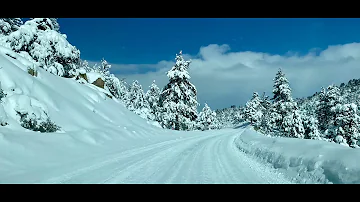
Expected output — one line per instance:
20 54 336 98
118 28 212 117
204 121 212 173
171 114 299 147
37 128 292 184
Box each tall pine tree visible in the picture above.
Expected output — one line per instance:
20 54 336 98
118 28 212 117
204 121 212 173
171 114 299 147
259 92 272 133
159 50 199 131
126 80 149 111
316 85 343 133
244 92 264 127
332 103 360 148
145 80 161 121
271 69 305 138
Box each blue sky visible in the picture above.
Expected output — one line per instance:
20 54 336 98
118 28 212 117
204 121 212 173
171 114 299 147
56 18 360 65
22 18 360 110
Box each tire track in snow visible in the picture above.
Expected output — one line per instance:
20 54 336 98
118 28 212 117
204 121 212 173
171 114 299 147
38 136 206 184
99 135 214 184
39 128 293 184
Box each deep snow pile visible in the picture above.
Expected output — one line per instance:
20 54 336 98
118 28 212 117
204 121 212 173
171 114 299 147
234 124 360 184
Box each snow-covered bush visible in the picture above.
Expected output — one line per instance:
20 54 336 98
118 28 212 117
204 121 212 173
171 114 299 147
17 111 60 133
27 64 38 77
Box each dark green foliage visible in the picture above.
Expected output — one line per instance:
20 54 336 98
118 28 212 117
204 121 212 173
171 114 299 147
17 111 61 133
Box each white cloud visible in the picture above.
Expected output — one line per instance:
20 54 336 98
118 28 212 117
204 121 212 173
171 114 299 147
106 43 360 110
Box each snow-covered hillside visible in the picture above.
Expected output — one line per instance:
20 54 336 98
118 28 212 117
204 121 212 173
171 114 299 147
0 45 178 182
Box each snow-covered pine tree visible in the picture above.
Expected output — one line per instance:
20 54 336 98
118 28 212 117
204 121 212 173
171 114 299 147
0 18 23 36
105 75 122 99
49 18 60 32
126 80 150 119
197 103 218 131
271 68 305 138
214 106 242 128
145 80 161 121
316 85 343 133
303 115 322 140
232 107 243 125
331 103 360 148
228 105 241 125
259 92 272 133
80 60 92 73
118 78 129 102
244 92 264 128
97 58 111 77
158 50 199 131
215 109 225 128
85 59 128 102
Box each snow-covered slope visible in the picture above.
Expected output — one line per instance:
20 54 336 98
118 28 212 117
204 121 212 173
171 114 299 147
0 46 181 182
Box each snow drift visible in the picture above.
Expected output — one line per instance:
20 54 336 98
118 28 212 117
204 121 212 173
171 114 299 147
234 124 360 184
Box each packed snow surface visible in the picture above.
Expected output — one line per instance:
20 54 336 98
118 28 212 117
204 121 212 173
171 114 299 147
0 45 359 184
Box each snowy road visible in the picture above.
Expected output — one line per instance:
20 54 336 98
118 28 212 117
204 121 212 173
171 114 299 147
36 128 292 184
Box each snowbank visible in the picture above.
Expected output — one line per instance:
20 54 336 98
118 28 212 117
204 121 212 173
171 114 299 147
234 125 360 184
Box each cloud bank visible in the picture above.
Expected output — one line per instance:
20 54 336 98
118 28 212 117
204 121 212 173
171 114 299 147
99 43 360 110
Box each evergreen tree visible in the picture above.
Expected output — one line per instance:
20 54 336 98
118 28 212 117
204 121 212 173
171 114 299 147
303 115 322 140
98 58 111 78
316 85 343 133
49 18 60 32
331 103 360 148
159 50 199 131
259 92 272 133
80 60 92 73
0 18 23 35
126 80 150 118
145 80 161 121
271 69 305 138
105 75 125 100
96 58 129 101
244 92 264 127
197 103 218 130
118 78 129 102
